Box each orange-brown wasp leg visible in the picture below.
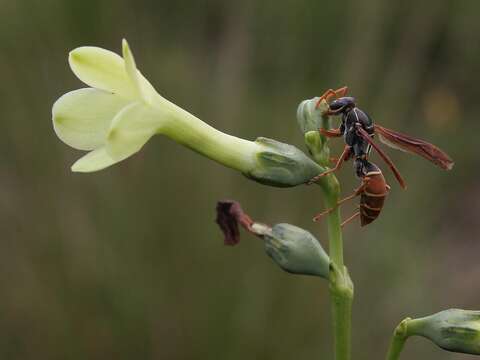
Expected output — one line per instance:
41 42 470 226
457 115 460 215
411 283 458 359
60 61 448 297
356 125 407 189
307 145 351 185
315 86 349 108
312 194 356 221
341 211 360 227
312 178 370 221
319 128 342 137
334 86 349 98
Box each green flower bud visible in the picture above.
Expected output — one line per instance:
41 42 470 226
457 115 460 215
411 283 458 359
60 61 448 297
264 223 330 278
296 98 332 166
407 309 480 355
296 97 327 134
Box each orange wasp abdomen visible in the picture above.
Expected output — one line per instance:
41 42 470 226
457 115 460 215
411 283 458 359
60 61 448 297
359 168 389 226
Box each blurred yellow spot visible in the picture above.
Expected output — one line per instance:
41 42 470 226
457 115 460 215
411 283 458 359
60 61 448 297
423 87 461 131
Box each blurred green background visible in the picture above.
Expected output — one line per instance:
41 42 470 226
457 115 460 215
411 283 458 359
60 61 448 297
0 0 479 359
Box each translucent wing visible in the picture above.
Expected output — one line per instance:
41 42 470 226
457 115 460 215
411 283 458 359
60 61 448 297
374 125 454 170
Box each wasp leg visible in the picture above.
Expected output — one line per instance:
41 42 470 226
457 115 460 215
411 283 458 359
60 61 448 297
315 86 349 108
319 128 343 137
333 86 349 99
354 176 371 193
313 208 335 222
341 211 360 227
307 146 351 185
312 194 355 222
315 89 337 108
312 177 369 222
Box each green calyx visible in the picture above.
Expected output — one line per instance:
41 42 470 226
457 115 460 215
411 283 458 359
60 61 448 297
245 137 325 188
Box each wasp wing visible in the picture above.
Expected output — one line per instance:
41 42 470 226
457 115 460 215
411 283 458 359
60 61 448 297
356 126 407 189
374 125 454 170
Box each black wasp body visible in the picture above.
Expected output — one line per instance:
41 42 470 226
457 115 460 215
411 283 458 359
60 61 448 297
326 97 375 177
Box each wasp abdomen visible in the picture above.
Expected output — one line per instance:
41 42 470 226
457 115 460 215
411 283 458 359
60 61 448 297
359 169 388 226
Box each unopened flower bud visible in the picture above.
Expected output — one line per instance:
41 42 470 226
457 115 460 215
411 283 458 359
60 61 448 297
296 98 332 165
407 309 480 355
296 97 328 134
263 223 330 278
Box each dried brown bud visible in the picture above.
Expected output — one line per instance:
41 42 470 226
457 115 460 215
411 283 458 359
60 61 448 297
215 200 255 246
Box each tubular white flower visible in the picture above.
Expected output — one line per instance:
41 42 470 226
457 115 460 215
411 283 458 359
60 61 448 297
52 39 324 187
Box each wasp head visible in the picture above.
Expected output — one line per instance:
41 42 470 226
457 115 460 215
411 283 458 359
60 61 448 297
326 97 356 115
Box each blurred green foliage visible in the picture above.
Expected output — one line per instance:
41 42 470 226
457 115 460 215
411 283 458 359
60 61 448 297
0 0 478 359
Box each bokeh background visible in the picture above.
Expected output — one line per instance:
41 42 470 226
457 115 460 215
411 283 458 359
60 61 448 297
0 0 478 359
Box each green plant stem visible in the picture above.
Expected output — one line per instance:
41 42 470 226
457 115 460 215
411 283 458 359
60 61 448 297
386 335 406 360
329 261 353 360
324 185 353 360
306 110 353 360
317 112 345 269
324 186 344 268
386 318 411 360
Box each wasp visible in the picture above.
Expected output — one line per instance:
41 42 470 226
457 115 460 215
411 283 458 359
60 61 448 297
308 86 454 189
313 160 389 226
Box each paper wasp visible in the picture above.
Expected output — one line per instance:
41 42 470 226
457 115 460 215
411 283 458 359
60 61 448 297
313 160 389 226
308 86 454 188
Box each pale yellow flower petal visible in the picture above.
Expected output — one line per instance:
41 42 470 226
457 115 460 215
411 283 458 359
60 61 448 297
106 102 160 159
71 146 126 172
69 46 138 100
52 88 130 150
122 39 155 104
